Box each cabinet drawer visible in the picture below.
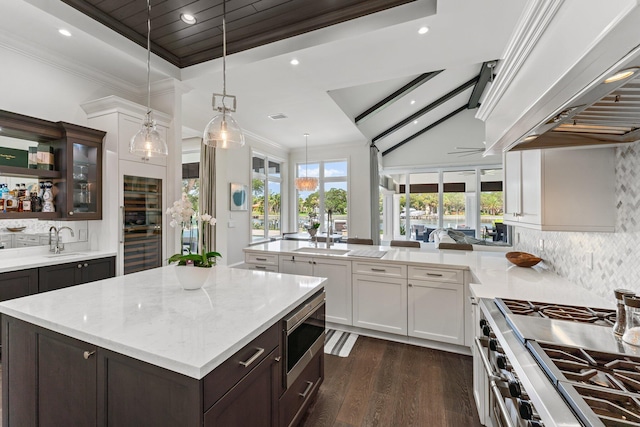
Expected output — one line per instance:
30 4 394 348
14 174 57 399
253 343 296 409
246 264 279 273
203 322 279 411
279 350 322 427
245 253 279 266
352 261 406 278
16 235 41 243
408 266 463 284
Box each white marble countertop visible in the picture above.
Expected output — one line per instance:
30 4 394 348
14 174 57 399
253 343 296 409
0 248 117 273
245 240 614 309
0 265 325 379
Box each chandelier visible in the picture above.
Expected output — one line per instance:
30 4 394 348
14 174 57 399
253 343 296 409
295 133 318 191
130 0 168 157
203 0 245 149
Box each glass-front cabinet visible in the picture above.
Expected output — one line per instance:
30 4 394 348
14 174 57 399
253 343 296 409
0 111 105 221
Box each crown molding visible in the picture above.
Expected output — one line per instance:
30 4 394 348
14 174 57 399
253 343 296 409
0 28 140 98
476 0 563 122
243 129 287 151
80 95 172 125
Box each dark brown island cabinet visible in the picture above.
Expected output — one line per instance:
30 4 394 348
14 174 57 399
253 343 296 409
2 291 324 427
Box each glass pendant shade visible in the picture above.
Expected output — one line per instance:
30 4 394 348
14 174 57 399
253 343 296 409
203 111 245 149
130 112 168 157
295 176 318 191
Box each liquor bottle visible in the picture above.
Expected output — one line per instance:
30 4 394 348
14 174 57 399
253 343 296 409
5 190 19 212
30 192 42 213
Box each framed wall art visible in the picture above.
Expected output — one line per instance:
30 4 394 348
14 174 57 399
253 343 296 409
230 183 248 211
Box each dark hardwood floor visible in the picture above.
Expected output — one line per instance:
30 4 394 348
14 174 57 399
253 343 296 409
302 336 482 427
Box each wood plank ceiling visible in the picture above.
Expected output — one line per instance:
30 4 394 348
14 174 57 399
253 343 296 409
60 0 417 68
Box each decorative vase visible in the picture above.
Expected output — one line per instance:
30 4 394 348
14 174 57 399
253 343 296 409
174 265 212 290
308 228 318 237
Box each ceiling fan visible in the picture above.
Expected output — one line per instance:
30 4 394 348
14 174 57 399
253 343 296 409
447 146 485 157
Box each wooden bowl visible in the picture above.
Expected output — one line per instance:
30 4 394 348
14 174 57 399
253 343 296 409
505 251 542 267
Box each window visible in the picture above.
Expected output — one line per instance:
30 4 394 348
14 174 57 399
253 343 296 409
297 160 348 236
252 154 282 242
182 163 200 253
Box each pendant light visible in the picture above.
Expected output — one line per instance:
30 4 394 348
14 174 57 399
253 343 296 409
203 0 245 149
130 0 167 157
295 133 318 191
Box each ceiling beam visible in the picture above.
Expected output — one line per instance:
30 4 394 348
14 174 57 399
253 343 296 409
372 76 478 143
467 60 497 108
354 70 443 124
381 105 467 156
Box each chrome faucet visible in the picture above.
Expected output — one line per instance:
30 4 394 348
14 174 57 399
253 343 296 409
49 226 75 254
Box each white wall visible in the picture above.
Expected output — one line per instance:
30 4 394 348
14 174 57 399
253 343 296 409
382 109 500 169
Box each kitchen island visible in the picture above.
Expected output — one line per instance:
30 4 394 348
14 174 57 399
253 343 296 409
0 265 326 426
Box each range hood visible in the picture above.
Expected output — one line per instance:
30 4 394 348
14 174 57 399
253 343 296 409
514 61 640 150
479 0 640 155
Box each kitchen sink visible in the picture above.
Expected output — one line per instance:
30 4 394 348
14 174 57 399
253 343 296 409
292 247 350 255
43 252 87 258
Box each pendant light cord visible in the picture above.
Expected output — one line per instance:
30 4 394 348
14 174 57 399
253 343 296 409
146 0 151 116
222 0 227 102
304 133 309 178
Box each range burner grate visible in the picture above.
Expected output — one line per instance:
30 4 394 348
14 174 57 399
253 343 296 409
497 298 616 326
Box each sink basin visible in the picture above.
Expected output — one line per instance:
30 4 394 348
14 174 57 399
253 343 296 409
43 252 87 258
293 247 350 255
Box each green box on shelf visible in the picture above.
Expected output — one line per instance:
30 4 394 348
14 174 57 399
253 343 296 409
0 147 28 167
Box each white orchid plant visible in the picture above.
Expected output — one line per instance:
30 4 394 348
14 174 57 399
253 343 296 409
166 198 221 268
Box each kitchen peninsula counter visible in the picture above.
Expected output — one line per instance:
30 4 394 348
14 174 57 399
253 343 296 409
245 240 612 309
0 265 326 378
0 247 117 273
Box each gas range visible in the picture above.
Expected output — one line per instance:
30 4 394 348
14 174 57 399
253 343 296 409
478 297 640 427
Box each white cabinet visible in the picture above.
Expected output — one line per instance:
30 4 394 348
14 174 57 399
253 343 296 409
352 262 407 335
280 255 352 325
504 147 615 232
407 266 465 345
0 234 14 249
245 253 279 272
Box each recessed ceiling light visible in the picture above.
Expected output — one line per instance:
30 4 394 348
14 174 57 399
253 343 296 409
180 13 197 25
410 100 416 105
58 29 72 37
523 135 538 142
418 26 429 35
604 67 640 84
268 113 288 120
413 120 418 125
290 59 299 66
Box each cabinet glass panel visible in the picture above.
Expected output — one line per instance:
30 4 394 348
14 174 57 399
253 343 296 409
123 175 162 275
72 143 98 215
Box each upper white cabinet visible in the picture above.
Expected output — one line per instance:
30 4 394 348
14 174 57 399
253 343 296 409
504 147 615 232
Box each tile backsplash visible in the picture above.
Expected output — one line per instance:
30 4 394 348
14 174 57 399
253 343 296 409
514 141 640 300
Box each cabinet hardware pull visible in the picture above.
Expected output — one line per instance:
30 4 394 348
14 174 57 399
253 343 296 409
68 211 74 215
408 283 413 287
275 356 281 362
256 257 267 261
308 261 313 264
239 348 265 367
469 296 478 306
83 351 95 360
299 381 314 399
371 268 386 272
255 265 267 269
426 273 443 277
474 338 500 382
77 264 83 269
84 263 88 267
490 380 517 427
119 206 124 243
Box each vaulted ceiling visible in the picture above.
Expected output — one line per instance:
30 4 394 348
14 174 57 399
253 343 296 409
1 0 527 158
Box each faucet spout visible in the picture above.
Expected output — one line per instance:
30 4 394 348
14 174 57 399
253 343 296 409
49 226 75 253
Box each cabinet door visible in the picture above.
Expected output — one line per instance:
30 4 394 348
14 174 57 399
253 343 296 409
352 274 407 335
519 149 542 226
81 256 116 284
504 150 522 220
0 268 38 301
279 255 313 276
408 279 464 345
38 331 97 427
38 262 81 292
313 258 352 326
204 348 279 427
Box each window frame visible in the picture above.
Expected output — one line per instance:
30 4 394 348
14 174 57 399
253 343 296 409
251 152 284 242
